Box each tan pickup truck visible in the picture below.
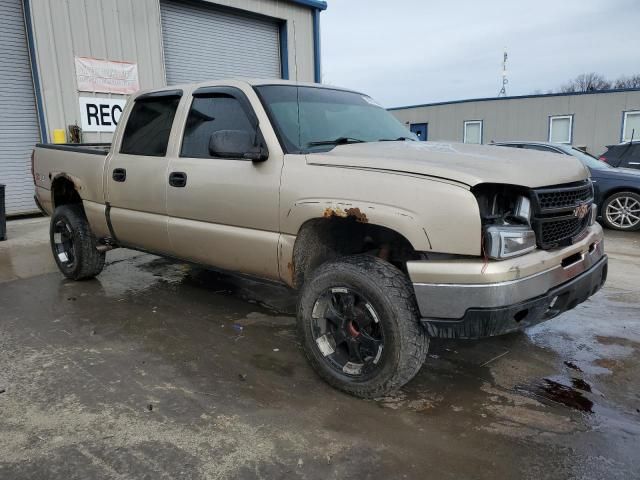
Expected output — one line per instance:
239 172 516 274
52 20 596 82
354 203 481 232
33 79 607 398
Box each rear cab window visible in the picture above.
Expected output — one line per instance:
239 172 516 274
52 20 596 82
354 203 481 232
120 91 182 156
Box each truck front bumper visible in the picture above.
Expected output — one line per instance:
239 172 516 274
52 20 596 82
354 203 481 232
410 226 607 338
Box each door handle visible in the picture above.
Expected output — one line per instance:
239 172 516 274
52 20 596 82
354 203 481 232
169 171 187 187
112 168 126 182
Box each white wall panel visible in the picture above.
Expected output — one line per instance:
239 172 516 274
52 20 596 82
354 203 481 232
391 91 640 155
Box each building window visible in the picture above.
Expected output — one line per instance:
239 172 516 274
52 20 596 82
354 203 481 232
622 111 640 142
548 115 573 144
463 120 483 144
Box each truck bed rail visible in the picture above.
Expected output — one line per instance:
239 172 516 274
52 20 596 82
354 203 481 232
36 143 111 156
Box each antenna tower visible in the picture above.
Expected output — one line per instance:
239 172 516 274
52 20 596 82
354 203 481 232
499 50 508 97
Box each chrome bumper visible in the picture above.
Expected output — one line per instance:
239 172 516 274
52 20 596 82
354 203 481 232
413 238 606 320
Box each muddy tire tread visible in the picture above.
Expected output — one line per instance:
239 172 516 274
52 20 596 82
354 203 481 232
50 204 105 280
298 255 428 398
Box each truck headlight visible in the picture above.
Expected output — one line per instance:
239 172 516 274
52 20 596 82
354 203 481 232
484 225 536 259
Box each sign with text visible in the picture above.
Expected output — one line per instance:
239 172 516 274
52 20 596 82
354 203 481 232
75 57 139 94
79 97 127 132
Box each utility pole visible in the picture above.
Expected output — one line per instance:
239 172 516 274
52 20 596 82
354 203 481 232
499 50 508 97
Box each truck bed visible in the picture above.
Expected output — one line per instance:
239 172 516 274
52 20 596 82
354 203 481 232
33 142 113 216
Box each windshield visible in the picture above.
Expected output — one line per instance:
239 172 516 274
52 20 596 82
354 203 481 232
569 147 612 170
255 85 417 153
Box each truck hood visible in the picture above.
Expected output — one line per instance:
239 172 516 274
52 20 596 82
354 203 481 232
306 141 589 188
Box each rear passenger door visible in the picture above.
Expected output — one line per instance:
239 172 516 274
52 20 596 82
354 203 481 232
166 86 282 279
105 90 182 254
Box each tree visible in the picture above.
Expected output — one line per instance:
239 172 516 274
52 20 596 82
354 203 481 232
614 74 640 89
560 73 611 93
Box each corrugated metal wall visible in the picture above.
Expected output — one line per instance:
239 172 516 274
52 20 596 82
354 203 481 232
201 0 316 83
160 0 281 84
28 0 316 144
391 90 640 155
0 0 41 215
28 0 166 144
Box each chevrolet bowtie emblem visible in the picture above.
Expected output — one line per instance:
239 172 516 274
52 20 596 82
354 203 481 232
574 203 590 219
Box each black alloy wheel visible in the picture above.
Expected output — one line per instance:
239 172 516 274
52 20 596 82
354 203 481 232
310 287 385 378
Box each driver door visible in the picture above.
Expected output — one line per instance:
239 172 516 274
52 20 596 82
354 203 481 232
166 86 282 280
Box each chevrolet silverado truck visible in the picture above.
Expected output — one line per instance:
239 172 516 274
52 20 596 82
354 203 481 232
33 80 608 398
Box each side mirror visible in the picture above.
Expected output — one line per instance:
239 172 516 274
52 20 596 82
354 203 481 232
208 130 268 161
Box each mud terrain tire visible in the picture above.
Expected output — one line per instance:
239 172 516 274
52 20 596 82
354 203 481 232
298 255 428 398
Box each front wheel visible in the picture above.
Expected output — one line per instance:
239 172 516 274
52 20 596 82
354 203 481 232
50 204 106 280
601 192 640 231
297 255 428 398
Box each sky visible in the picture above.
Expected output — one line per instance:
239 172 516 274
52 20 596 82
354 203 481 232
320 0 640 108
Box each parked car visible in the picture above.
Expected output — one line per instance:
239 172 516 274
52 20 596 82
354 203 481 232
494 141 640 231
599 141 640 170
33 80 607 398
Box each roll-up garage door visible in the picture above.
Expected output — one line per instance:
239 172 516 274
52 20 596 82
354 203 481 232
160 0 281 85
0 0 41 215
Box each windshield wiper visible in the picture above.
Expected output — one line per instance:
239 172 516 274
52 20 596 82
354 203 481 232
307 137 366 147
378 136 416 142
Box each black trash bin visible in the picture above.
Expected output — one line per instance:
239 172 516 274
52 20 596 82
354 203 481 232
0 184 5 241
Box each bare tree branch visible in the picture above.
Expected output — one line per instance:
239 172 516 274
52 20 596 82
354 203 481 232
560 72 611 93
614 74 640 89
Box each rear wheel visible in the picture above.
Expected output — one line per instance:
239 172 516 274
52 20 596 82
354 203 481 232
297 255 428 398
50 204 105 280
601 192 640 231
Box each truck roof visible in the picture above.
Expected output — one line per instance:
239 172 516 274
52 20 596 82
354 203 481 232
133 78 357 98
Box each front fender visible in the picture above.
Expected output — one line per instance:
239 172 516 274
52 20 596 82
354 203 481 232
283 199 432 251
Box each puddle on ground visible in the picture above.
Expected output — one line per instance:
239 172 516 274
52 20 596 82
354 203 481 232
516 378 594 413
564 360 583 372
571 377 592 393
250 353 295 377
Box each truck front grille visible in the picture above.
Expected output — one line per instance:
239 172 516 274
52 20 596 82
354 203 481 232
531 181 593 249
536 183 593 210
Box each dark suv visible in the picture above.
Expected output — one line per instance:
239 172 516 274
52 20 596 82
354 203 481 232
599 142 640 170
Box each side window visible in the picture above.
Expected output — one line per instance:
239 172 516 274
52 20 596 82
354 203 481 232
181 94 255 158
120 95 180 156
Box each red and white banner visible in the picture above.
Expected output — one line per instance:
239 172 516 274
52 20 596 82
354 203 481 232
75 57 139 94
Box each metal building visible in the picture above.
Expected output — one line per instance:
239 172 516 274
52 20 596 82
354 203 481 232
390 88 640 156
0 0 326 216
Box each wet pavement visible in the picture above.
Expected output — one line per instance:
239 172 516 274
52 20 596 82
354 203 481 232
0 217 639 479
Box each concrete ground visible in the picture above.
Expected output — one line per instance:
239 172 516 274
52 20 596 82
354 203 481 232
0 217 639 480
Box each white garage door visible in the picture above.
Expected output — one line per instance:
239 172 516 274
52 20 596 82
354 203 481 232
160 0 281 85
0 0 41 215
